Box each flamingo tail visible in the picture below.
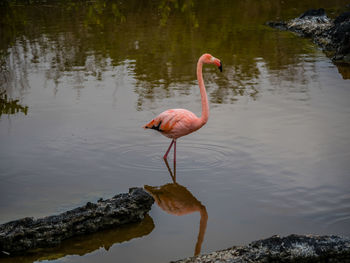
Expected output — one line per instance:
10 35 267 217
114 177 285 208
143 119 162 132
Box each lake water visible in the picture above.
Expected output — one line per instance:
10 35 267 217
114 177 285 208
0 1 350 262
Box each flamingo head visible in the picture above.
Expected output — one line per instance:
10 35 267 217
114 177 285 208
201 53 222 72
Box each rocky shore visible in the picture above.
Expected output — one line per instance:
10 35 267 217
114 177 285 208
0 187 154 256
2 187 349 262
267 8 350 63
173 234 350 263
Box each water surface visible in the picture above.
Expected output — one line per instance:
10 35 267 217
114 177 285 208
0 1 350 262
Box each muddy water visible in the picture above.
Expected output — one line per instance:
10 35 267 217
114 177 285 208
0 1 350 262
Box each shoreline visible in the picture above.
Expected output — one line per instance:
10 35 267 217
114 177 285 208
1 189 349 262
267 8 350 64
0 187 154 256
173 234 350 263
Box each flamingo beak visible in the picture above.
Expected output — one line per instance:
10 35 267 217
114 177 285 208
212 57 222 72
218 62 222 72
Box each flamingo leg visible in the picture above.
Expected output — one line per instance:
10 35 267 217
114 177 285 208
173 139 176 171
163 158 176 183
163 139 175 160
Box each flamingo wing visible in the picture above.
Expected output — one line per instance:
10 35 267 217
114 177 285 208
143 109 200 139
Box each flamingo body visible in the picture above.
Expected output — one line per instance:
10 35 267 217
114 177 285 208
143 53 222 162
143 108 202 139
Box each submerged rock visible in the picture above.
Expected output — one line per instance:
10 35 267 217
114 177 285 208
0 187 154 255
173 234 350 263
267 8 350 63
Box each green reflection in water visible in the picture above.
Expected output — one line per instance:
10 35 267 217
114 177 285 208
0 0 348 109
0 90 28 117
0 215 154 263
158 0 198 27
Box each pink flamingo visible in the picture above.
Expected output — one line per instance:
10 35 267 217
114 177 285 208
143 53 222 164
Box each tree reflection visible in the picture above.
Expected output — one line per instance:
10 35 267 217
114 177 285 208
158 0 198 27
0 90 28 117
0 0 347 110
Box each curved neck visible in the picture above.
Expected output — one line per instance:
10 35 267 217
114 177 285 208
197 58 209 125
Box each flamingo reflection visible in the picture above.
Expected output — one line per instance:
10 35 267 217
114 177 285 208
144 159 208 256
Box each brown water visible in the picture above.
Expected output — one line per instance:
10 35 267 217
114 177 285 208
1 0 350 262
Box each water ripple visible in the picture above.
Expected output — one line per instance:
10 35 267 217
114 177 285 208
115 140 238 172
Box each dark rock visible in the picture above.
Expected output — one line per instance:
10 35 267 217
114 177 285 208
286 9 332 37
0 215 155 263
334 12 350 24
327 14 350 62
173 234 350 263
267 8 350 63
299 8 326 19
266 21 287 30
0 187 154 255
